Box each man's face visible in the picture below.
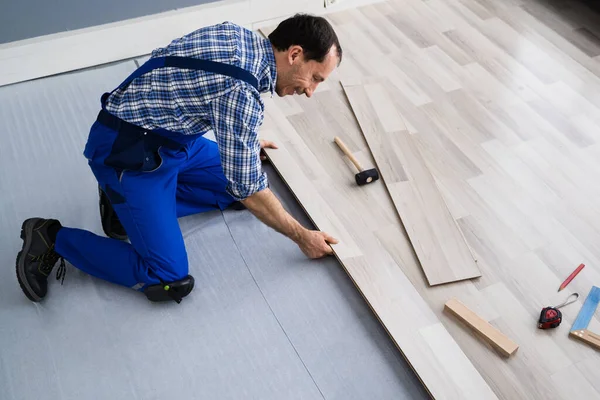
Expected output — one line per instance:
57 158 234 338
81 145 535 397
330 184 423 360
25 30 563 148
275 45 338 98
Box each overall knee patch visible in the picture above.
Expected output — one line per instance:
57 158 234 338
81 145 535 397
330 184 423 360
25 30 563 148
143 275 195 304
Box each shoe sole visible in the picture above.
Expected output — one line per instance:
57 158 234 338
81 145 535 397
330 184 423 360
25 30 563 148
16 218 42 302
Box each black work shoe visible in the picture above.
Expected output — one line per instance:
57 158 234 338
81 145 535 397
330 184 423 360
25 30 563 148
99 185 128 241
16 218 67 302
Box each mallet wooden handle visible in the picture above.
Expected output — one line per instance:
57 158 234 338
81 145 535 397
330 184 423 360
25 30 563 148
334 136 363 172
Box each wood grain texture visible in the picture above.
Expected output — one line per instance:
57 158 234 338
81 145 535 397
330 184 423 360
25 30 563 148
260 97 497 400
342 81 481 285
444 298 519 356
258 0 600 398
570 330 600 351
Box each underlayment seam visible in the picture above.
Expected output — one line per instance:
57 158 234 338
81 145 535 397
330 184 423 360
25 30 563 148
220 211 327 400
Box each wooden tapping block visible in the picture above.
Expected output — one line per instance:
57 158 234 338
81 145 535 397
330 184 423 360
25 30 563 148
445 298 519 357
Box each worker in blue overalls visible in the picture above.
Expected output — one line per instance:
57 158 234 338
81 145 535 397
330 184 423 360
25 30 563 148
15 14 342 303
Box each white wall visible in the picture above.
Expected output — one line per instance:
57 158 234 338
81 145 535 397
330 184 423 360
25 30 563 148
0 0 382 88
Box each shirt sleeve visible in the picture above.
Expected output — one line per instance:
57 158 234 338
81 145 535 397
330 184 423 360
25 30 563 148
208 85 268 201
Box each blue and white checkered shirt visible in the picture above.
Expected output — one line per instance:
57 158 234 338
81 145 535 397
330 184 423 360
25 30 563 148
105 22 277 200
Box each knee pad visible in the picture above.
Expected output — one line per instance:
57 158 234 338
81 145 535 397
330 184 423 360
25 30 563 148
143 275 195 304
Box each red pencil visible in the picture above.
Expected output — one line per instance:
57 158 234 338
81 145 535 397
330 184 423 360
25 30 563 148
558 263 585 292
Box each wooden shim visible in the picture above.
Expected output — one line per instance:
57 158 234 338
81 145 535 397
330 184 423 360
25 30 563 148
445 298 519 357
341 80 481 286
260 97 498 400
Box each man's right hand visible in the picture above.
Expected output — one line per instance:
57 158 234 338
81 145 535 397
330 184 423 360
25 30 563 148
241 187 339 259
296 229 339 259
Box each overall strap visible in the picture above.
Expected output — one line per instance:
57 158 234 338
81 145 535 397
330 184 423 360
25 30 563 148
102 56 259 108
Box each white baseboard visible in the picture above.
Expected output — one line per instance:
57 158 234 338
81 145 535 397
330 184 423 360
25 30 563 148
0 0 382 88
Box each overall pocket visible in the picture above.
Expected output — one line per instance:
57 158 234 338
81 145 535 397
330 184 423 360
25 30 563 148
104 130 170 173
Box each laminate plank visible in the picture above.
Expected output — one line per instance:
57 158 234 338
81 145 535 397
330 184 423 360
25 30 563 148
564 1 600 38
480 139 560 205
400 0 458 33
387 50 455 99
497 5 600 79
341 80 481 286
521 1 600 57
575 356 600 394
334 23 432 106
418 96 497 169
516 137 600 209
467 174 546 251
444 89 511 144
386 8 473 66
384 82 485 180
418 322 501 399
544 81 600 118
260 97 497 400
385 9 432 48
474 18 561 85
357 4 414 53
551 363 600 399
456 0 495 20
574 27 600 57
526 97 595 148
443 23 547 103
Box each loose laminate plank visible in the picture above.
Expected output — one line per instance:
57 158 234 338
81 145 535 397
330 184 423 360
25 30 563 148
341 80 481 285
259 97 497 400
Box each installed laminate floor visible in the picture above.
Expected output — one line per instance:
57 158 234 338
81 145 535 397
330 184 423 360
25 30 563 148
342 80 481 286
260 0 600 398
0 60 428 399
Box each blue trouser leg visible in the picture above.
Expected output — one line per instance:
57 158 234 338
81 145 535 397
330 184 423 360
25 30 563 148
176 136 237 217
55 123 236 290
55 228 145 286
56 144 189 289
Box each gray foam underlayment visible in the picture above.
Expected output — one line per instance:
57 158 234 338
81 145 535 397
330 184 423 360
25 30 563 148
0 0 219 44
0 59 429 400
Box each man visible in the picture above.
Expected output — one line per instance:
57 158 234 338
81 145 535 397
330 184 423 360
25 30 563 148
16 14 342 303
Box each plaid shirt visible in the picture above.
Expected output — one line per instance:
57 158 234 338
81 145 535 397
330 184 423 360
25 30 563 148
104 22 277 200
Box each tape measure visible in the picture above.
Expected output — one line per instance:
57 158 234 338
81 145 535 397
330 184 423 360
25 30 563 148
538 293 579 329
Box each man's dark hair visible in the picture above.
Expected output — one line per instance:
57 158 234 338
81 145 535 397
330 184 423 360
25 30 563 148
268 14 342 65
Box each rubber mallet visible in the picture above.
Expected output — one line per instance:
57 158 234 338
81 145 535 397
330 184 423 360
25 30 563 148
334 136 380 186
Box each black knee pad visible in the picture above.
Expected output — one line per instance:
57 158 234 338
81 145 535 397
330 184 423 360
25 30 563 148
143 275 195 304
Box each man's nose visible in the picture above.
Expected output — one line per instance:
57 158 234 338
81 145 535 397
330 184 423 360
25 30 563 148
305 83 318 97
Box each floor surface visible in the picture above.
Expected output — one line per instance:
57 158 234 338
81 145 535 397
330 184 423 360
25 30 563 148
0 58 428 400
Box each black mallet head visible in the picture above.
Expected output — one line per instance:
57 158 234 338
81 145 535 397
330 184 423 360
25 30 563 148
355 168 379 186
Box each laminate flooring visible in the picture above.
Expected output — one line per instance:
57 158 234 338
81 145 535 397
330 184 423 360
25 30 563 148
259 0 600 398
0 59 428 400
342 80 481 286
260 98 497 399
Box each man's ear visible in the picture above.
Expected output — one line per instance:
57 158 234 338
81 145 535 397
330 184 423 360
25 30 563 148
287 45 303 64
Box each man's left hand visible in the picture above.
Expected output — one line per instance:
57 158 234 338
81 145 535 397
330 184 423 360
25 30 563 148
260 140 278 161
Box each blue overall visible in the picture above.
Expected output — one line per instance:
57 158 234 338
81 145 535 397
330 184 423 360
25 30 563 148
54 57 259 290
